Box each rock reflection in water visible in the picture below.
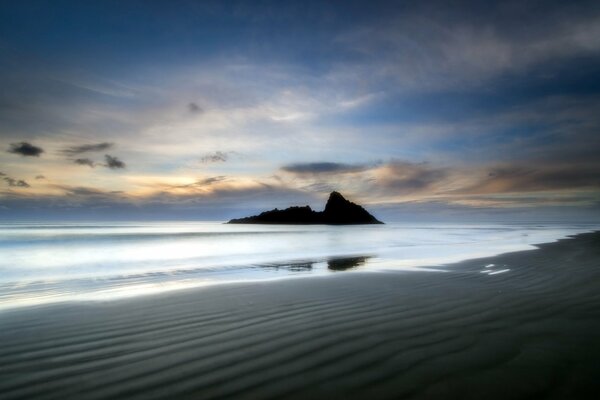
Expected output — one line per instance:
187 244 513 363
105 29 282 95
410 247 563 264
256 256 373 274
327 256 371 271
258 261 314 272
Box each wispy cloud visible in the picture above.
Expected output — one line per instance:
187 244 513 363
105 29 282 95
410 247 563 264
456 165 600 194
193 176 227 186
281 162 374 175
373 161 450 194
61 142 114 156
334 4 600 91
74 158 96 167
52 185 123 198
164 176 228 190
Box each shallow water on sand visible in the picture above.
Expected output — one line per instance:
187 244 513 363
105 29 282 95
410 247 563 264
0 222 596 309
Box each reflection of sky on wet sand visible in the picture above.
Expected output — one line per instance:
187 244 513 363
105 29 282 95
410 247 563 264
0 222 596 310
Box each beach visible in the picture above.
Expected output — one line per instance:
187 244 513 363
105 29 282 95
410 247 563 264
1 231 599 399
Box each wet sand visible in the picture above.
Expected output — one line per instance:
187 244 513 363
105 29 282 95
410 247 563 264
1 232 599 399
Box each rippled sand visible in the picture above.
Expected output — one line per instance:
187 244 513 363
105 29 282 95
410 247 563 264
1 232 599 399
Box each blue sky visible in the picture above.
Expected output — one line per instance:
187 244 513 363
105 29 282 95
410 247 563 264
1 0 599 221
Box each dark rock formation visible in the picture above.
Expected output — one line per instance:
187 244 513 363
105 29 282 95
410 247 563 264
321 191 381 224
227 191 383 225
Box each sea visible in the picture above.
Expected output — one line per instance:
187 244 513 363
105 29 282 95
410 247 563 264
0 221 597 310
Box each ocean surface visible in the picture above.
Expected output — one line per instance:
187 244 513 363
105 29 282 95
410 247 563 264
0 222 596 310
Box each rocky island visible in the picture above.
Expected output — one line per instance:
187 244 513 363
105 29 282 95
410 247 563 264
227 191 383 225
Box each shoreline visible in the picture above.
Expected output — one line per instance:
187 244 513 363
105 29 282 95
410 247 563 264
1 226 597 312
1 231 599 399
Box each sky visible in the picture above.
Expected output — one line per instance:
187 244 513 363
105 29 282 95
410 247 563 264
1 0 599 221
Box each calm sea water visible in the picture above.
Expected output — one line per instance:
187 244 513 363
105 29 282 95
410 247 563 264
0 222 596 310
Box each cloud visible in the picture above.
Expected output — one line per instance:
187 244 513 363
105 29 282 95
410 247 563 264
275 160 455 202
61 142 114 156
200 151 229 163
0 180 321 221
300 182 339 193
54 185 122 198
35 175 46 180
148 176 230 196
7 142 44 157
167 176 228 190
333 4 600 92
281 162 373 175
74 158 95 167
458 165 600 194
194 176 227 186
367 161 600 206
1 171 31 188
73 154 126 169
72 154 127 169
188 102 203 114
375 161 449 193
104 155 126 169
3 177 30 188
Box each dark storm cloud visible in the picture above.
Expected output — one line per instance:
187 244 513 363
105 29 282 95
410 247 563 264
7 142 44 157
3 176 30 188
104 155 126 169
281 162 372 175
74 158 95 167
61 142 113 156
200 151 229 163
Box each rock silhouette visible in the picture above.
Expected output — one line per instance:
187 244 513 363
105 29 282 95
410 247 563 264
228 191 383 225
